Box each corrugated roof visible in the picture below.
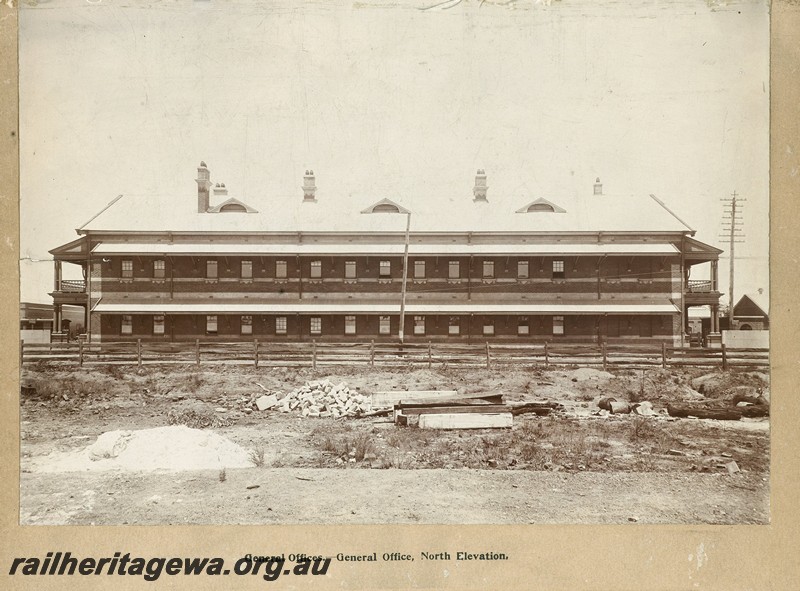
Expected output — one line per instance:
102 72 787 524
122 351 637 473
92 242 679 256
78 189 694 235
94 302 679 314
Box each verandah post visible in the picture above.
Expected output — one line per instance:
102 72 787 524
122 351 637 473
195 338 200 366
369 339 375 367
254 339 259 368
602 342 607 371
137 338 142 367
661 341 667 368
544 341 549 367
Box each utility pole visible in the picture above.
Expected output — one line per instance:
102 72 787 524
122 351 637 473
719 191 746 324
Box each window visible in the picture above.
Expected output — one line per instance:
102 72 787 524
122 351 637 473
310 317 322 335
310 260 322 279
153 259 165 279
241 315 253 335
275 316 287 335
483 260 495 278
413 316 425 335
449 260 460 279
483 321 495 336
275 260 288 279
379 316 391 335
414 260 426 279
153 315 165 335
206 260 218 279
517 260 529 279
553 315 565 336
552 260 565 279
344 315 356 335
121 315 133 335
345 261 357 279
379 260 391 277
121 259 133 279
517 316 530 336
448 316 460 336
241 260 252 279
206 315 218 334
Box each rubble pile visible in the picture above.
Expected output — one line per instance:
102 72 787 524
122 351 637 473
278 380 370 418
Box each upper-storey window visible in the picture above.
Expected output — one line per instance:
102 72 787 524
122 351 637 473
414 260 426 279
379 260 391 277
552 260 565 279
275 316 287 335
483 260 495 279
449 260 460 279
241 260 252 279
206 260 218 279
153 259 165 279
121 259 133 279
310 317 322 335
310 260 322 279
345 261 357 279
275 260 287 279
517 260 529 279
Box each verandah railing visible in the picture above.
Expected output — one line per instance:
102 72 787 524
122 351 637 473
19 340 769 370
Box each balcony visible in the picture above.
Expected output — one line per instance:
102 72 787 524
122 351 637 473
685 280 720 305
51 279 87 304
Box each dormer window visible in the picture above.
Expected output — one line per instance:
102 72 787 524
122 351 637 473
516 198 567 214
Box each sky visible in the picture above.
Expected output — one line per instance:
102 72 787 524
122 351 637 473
19 0 770 308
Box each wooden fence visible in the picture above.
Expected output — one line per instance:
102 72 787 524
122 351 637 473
20 340 769 370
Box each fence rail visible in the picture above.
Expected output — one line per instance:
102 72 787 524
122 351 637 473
20 339 769 370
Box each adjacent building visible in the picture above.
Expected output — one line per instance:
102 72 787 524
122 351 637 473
49 163 723 345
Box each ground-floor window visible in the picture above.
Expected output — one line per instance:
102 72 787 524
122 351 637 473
517 260 529 279
344 315 356 335
448 316 460 335
241 315 253 335
553 315 565 336
153 314 165 335
413 316 425 335
414 260 426 279
206 315 218 335
275 316 287 335
379 260 391 277
483 320 495 336
121 314 133 335
517 316 529 335
310 317 322 335
379 316 391 335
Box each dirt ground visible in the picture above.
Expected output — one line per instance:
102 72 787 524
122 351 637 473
18 363 770 525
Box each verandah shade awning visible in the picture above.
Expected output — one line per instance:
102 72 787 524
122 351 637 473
93 302 680 315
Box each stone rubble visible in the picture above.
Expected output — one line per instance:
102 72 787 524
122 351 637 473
277 380 370 418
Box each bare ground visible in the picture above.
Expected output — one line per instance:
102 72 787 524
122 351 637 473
18 363 770 525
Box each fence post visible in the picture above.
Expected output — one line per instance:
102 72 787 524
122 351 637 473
79 339 84 367
428 341 432 369
254 339 259 368
312 339 317 370
602 342 607 371
369 340 375 367
661 342 667 369
485 342 491 369
721 343 728 371
137 339 142 368
195 339 200 366
544 342 549 367
19 339 23 369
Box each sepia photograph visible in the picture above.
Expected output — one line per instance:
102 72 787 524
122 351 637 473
17 0 770 536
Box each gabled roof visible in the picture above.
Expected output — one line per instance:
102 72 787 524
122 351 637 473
515 198 567 214
49 235 88 257
733 294 769 318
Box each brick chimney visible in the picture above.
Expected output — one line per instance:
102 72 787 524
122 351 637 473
303 170 317 202
213 183 228 198
196 161 211 212
473 169 488 202
593 177 603 195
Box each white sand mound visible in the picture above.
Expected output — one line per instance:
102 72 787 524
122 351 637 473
32 426 254 473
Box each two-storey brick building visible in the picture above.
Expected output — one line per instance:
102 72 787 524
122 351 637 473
49 162 723 345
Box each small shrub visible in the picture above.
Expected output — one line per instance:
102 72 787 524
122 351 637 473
218 468 226 482
249 448 266 468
